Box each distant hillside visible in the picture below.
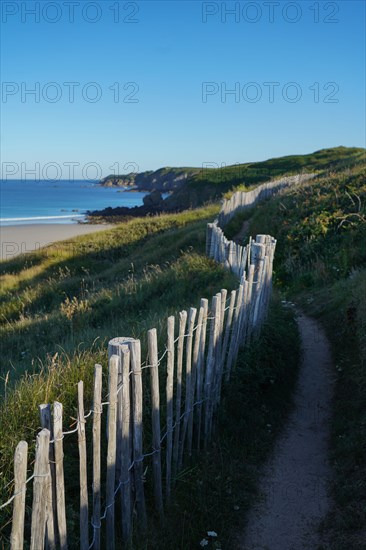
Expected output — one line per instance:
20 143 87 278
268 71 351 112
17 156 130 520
91 147 365 220
164 146 365 210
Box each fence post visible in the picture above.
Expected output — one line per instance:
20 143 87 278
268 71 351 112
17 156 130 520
188 304 204 456
78 381 89 550
178 307 197 470
53 402 68 550
245 264 256 343
108 340 122 484
166 316 175 501
10 441 28 550
120 348 132 543
206 223 213 256
106 355 119 549
30 429 50 550
172 310 187 479
204 295 219 446
38 404 56 550
91 365 102 550
130 339 147 532
223 290 236 379
196 298 208 451
225 283 244 380
147 328 164 520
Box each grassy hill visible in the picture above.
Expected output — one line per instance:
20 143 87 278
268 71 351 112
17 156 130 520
0 147 365 548
163 146 365 210
90 147 365 220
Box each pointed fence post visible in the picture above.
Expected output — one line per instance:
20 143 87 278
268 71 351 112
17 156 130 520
196 298 208 451
78 381 89 550
178 307 197 470
172 310 187 479
130 339 147 532
148 328 164 519
10 441 28 550
38 404 56 550
106 355 119 549
166 316 175 501
53 402 68 550
188 304 204 456
30 429 50 550
91 365 102 550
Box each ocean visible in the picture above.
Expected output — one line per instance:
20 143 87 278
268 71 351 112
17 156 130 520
0 180 147 225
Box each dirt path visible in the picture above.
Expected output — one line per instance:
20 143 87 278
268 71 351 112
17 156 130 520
239 312 334 550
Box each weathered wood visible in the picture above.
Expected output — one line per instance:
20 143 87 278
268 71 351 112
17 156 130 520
188 304 204 456
92 365 102 550
108 339 124 485
120 348 132 542
130 339 147 531
196 298 208 450
214 290 227 404
226 284 244 380
212 293 223 413
147 328 164 519
53 402 68 550
166 316 175 501
204 295 219 445
178 307 197 469
172 310 187 479
223 290 236 380
30 429 50 550
206 223 213 256
77 381 89 550
38 404 56 550
10 441 28 550
106 355 119 549
245 264 255 343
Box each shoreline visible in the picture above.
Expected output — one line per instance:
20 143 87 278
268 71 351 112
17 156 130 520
0 223 114 261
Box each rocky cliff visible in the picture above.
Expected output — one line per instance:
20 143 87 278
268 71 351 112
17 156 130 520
100 167 199 192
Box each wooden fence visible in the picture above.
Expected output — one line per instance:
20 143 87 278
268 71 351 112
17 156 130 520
1 173 313 548
217 173 316 227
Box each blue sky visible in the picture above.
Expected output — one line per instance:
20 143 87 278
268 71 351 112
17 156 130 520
1 0 365 178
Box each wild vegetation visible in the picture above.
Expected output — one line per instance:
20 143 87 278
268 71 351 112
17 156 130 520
0 146 365 548
237 156 366 549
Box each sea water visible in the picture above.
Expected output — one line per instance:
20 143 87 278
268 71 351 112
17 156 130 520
0 180 147 225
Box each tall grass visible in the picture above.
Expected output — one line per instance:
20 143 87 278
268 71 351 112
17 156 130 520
0 205 241 546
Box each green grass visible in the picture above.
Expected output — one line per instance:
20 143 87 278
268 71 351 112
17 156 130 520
0 205 224 386
0 205 242 546
164 146 365 210
245 161 366 289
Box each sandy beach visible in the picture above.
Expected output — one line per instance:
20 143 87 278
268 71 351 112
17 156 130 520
0 224 114 261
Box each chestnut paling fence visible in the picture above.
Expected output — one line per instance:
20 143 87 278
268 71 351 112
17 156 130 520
1 173 314 549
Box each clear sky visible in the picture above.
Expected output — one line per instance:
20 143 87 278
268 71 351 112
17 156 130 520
1 0 365 179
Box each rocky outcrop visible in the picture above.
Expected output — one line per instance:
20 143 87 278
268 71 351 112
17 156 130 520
100 167 198 192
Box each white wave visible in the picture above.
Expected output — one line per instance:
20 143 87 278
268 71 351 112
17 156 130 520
0 215 85 222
